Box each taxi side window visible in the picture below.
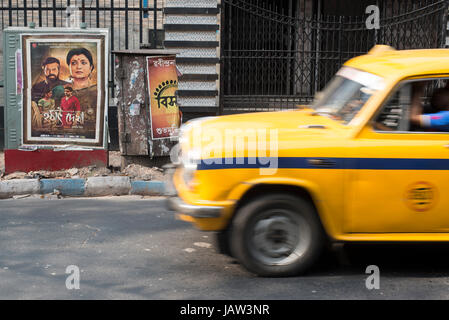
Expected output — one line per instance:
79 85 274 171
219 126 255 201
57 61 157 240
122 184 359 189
374 79 449 132
374 83 411 131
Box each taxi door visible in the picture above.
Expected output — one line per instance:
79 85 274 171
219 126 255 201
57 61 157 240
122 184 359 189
346 81 449 233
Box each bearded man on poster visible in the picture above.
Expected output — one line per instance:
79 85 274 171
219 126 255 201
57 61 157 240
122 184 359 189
31 57 69 104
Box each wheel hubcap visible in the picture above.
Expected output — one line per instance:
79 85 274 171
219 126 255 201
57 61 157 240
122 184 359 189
249 209 311 266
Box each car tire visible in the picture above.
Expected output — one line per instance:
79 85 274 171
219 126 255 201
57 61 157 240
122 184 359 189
230 193 325 277
214 229 233 258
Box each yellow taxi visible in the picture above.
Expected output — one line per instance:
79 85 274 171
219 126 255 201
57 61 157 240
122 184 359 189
167 45 449 276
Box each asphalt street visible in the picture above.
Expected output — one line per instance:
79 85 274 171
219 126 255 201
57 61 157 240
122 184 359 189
2 196 449 299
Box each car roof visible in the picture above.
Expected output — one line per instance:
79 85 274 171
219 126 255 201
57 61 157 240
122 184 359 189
344 47 449 80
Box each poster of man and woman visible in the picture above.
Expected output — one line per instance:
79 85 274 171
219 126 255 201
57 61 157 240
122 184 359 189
21 33 107 147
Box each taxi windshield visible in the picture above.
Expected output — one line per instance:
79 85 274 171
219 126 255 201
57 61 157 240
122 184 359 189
312 67 385 124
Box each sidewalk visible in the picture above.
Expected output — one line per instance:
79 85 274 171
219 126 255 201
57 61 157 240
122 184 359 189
0 151 170 199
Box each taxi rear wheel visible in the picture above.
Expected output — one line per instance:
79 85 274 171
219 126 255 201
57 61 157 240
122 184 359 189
230 194 324 277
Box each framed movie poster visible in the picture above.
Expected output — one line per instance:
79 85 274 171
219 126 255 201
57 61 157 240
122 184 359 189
146 56 180 140
21 33 107 147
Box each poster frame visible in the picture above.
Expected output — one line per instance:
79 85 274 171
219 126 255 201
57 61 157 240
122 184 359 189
21 33 108 148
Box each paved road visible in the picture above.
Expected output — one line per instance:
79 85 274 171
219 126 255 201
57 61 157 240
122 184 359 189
1 196 449 299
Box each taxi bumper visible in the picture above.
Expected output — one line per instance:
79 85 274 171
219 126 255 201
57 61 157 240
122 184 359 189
165 196 224 218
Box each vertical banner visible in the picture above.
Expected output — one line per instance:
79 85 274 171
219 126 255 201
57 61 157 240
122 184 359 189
146 56 180 140
22 33 107 147
16 49 23 94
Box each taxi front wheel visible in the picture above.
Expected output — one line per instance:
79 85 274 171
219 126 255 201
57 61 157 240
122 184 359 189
230 194 325 277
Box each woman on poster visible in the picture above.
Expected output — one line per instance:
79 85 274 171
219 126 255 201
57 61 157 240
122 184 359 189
66 48 97 130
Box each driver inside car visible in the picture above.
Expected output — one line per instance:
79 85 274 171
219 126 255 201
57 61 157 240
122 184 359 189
410 82 449 132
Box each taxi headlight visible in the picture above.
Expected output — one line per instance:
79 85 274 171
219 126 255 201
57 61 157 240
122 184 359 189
182 149 200 186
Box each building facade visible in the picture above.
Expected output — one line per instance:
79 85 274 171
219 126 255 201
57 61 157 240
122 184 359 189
1 0 448 149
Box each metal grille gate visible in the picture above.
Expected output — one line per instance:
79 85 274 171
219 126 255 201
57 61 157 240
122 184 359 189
0 0 163 50
220 0 449 113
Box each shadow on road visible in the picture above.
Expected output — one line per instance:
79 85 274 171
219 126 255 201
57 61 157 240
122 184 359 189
311 242 449 277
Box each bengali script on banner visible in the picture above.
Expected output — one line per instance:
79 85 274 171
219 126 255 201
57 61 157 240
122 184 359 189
146 56 180 140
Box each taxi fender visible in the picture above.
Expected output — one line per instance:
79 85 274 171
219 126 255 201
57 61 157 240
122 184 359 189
226 177 334 236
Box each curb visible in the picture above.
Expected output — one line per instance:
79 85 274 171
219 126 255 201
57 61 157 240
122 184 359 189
0 177 166 199
130 180 165 195
40 179 86 196
0 179 40 199
85 176 132 197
